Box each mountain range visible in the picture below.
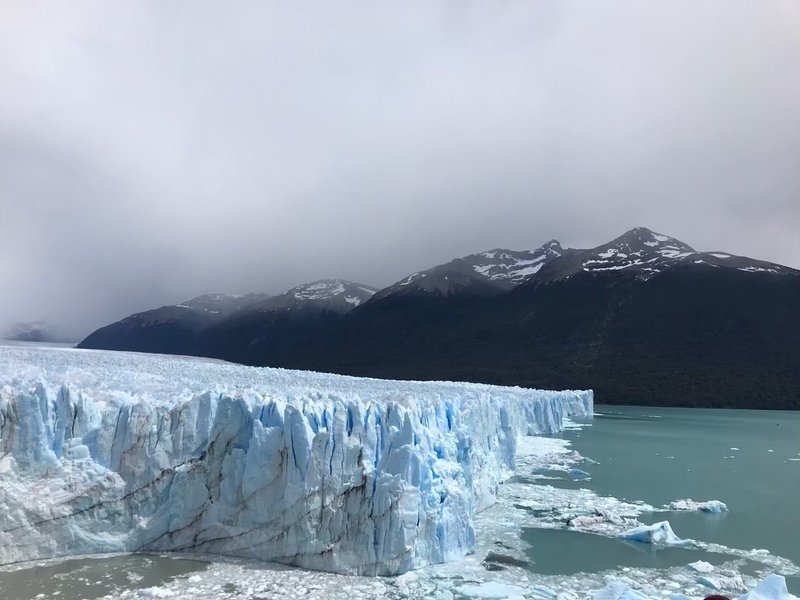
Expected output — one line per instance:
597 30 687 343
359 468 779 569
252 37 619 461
78 227 800 409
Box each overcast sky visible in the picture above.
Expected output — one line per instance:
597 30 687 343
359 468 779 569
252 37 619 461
1 1 799 340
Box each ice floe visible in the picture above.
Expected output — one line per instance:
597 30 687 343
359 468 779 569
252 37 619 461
619 521 688 546
668 499 729 513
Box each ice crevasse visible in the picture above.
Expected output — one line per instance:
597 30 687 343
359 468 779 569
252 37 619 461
0 346 592 575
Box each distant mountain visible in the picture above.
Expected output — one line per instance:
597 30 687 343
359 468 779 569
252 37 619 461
253 279 377 313
79 280 377 358
373 240 565 300
2 319 74 343
79 228 800 409
175 293 273 316
78 292 271 355
190 280 378 366
535 227 796 282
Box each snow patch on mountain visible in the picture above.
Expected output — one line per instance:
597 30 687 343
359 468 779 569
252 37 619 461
291 280 347 300
579 228 697 279
379 241 565 298
254 280 378 314
531 227 798 282
111 293 272 328
470 241 563 284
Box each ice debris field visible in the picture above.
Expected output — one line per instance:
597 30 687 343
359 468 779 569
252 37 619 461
0 345 797 600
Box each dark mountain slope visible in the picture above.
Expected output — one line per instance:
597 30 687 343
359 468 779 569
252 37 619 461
372 240 566 300
78 228 800 408
196 280 377 366
78 293 271 356
240 266 799 409
586 265 800 408
80 280 377 358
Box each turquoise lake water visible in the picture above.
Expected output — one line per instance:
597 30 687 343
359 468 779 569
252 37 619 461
523 405 800 590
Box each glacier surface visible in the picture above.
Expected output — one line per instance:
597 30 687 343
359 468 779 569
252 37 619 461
0 345 592 575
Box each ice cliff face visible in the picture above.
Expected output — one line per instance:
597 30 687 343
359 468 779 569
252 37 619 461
0 346 592 575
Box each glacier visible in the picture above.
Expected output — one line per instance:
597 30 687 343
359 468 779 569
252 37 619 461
0 345 592 575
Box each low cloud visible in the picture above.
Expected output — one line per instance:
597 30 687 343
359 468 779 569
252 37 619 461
1 1 798 339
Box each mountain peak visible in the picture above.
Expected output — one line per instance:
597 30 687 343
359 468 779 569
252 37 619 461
609 227 695 253
376 239 568 300
252 279 378 313
176 293 272 316
539 239 560 249
286 279 377 304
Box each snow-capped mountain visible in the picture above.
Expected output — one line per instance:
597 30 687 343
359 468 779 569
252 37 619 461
78 281 376 357
374 240 565 299
110 292 271 329
581 227 696 277
535 227 797 283
175 293 273 316
181 280 379 366
253 279 378 314
373 227 796 301
469 240 565 283
78 228 799 408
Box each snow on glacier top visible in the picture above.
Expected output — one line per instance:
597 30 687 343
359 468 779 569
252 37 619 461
0 344 573 408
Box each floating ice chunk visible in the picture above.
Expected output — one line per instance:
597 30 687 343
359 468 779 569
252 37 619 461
568 468 591 478
687 560 715 573
561 418 589 430
458 582 529 598
696 576 717 589
483 549 531 569
619 521 687 545
669 499 728 513
738 575 797 600
395 571 419 594
698 574 747 593
530 585 558 599
594 580 654 600
137 587 176 598
569 515 606 528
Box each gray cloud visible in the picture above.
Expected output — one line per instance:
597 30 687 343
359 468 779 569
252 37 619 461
2 1 799 339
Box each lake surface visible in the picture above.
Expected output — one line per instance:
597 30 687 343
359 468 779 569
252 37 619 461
0 554 208 600
523 405 800 590
0 405 796 599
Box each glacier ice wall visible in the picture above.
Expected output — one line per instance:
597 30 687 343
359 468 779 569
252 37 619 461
0 346 592 575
